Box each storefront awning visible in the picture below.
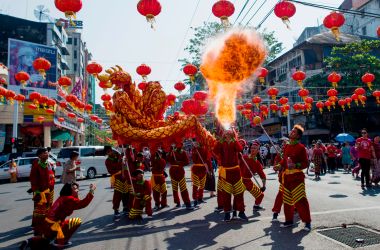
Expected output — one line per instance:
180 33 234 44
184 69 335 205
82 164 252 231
51 131 72 141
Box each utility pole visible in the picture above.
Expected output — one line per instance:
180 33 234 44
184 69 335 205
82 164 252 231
12 101 19 153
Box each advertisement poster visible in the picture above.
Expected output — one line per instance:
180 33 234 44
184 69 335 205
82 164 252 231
7 38 57 92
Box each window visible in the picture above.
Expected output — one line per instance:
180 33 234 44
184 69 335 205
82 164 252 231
95 148 106 156
80 148 95 157
67 38 72 44
74 38 78 46
362 26 367 36
74 63 77 72
58 148 79 159
74 50 77 59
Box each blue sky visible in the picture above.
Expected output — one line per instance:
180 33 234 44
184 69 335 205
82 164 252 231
0 0 344 103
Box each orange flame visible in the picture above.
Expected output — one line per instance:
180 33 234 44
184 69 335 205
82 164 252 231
200 29 267 129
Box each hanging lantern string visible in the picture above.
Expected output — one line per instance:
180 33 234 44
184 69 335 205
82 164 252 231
288 0 380 19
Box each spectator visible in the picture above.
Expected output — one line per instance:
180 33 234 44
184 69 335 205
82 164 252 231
326 142 337 174
356 128 376 189
9 159 18 183
371 135 380 186
61 151 80 184
259 144 268 167
350 143 360 178
312 143 324 181
270 144 277 166
341 142 352 174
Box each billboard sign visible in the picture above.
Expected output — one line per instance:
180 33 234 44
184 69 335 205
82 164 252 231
7 38 57 97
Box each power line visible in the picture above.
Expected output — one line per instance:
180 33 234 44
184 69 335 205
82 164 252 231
237 0 259 25
244 0 267 28
232 0 250 26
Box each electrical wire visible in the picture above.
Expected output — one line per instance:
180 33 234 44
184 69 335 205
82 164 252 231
244 0 267 27
232 0 251 25
237 0 259 25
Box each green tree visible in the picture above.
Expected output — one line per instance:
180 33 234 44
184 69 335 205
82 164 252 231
306 39 380 96
179 22 284 87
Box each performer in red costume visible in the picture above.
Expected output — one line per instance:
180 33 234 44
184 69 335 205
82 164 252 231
240 141 266 211
191 141 212 206
104 146 131 219
130 152 145 174
275 124 311 231
20 182 95 249
167 141 194 210
213 130 248 221
30 148 55 236
151 149 168 210
271 142 286 222
129 169 153 220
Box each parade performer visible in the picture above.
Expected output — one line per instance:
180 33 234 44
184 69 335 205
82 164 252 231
151 149 168 210
105 146 130 219
213 130 247 221
191 141 212 206
167 141 194 210
131 152 145 174
275 124 311 231
240 141 266 211
30 148 55 235
20 182 96 249
129 169 153 220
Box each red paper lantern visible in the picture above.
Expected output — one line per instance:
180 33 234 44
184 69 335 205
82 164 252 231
28 103 38 110
193 91 208 102
327 72 341 89
90 115 98 121
292 70 306 87
293 103 300 112
46 108 55 114
55 0 82 20
304 96 313 104
351 94 359 106
327 88 338 97
14 94 26 104
323 12 345 41
267 87 279 100
338 99 346 111
212 0 235 27
0 77 6 86
96 118 103 124
373 90 380 104
47 98 56 108
33 57 51 77
0 86 6 102
166 93 176 106
252 96 262 108
77 117 84 123
260 105 269 118
361 73 375 90
270 103 279 113
58 117 65 123
36 116 45 123
75 100 85 111
236 104 244 111
29 92 41 106
137 0 162 28
84 104 93 113
101 93 111 103
279 97 288 105
274 0 296 28
67 112 76 119
65 94 78 104
345 97 352 108
138 81 148 91
328 96 338 108
39 96 49 107
5 90 16 104
359 95 367 106
15 71 30 88
59 101 68 109
136 64 151 81
324 100 332 111
377 26 380 37
354 87 366 96
316 101 324 113
298 88 309 100
244 102 253 110
183 64 198 82
174 81 186 93
256 67 268 85
58 76 72 89
86 62 102 76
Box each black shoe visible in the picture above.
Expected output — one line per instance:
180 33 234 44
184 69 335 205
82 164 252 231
114 210 121 218
253 205 265 211
175 203 181 208
122 208 129 215
366 185 372 189
19 240 28 250
303 223 311 232
185 204 194 210
193 200 198 207
232 210 237 218
280 221 294 228
272 213 279 222
153 206 160 211
214 207 223 213
238 211 248 221
160 204 169 209
52 241 72 247
224 212 231 222
198 199 206 204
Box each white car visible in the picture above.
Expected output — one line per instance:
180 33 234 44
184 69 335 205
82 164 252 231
55 146 118 179
0 157 55 181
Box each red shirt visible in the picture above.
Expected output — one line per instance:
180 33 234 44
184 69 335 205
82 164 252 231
105 155 122 175
326 145 337 158
240 155 266 179
280 142 309 170
46 193 93 222
151 157 166 175
213 140 243 167
167 149 190 167
130 160 144 174
192 146 212 171
356 137 373 159
30 159 55 192
132 179 152 199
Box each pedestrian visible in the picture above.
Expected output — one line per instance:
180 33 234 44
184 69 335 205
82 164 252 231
371 135 380 186
8 158 18 183
151 149 168 210
30 148 55 236
61 151 80 184
356 128 377 189
19 182 96 249
259 144 268 167
142 147 151 172
350 144 360 178
341 142 352 174
104 146 130 219
275 124 311 231
312 142 324 180
205 158 216 198
270 144 277 167
167 140 194 210
213 129 248 221
129 169 153 220
326 142 337 173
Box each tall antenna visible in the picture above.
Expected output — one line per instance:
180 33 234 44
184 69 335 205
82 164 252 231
34 5 51 22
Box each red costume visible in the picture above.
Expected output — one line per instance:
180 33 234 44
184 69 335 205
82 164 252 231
191 146 212 202
105 154 130 212
167 148 191 206
240 155 265 205
129 179 152 219
30 159 55 235
213 139 245 212
27 192 93 248
280 142 311 223
272 152 284 214
130 160 144 174
151 153 167 208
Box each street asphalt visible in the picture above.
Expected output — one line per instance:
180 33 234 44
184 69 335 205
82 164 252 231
1 167 380 250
